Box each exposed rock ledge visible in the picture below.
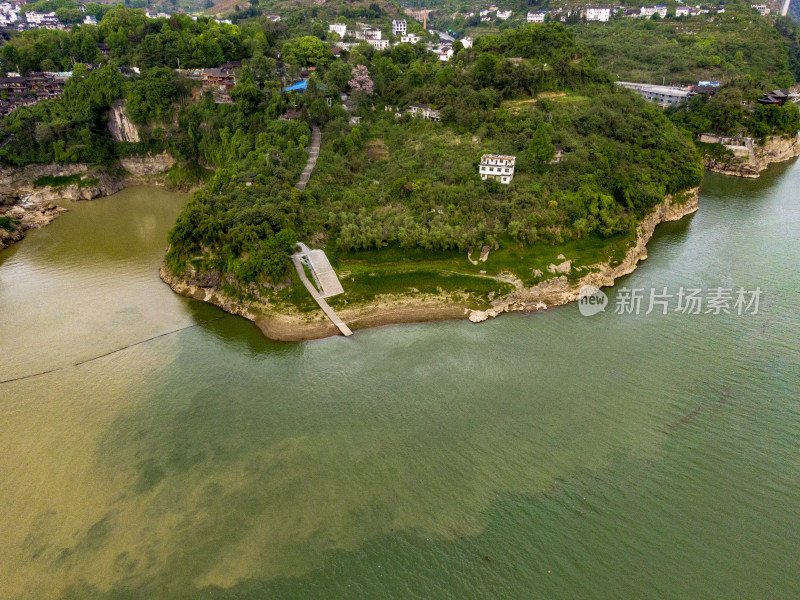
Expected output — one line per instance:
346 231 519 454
0 201 66 251
0 163 127 251
703 134 800 178
120 152 176 175
161 188 699 341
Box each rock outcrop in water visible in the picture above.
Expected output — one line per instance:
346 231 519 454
0 200 65 250
107 100 140 143
702 134 800 178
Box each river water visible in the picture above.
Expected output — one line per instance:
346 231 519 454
0 174 798 599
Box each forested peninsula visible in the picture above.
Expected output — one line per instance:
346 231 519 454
0 1 797 338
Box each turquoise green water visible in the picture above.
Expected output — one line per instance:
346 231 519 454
0 172 798 599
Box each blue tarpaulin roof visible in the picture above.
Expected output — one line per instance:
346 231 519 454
284 79 308 92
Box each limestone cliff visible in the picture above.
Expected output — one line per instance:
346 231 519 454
108 100 140 143
703 134 800 178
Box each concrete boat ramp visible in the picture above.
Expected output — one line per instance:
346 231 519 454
291 243 352 337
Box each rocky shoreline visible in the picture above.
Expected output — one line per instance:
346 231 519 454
468 187 699 322
702 134 800 178
0 154 176 251
160 188 700 342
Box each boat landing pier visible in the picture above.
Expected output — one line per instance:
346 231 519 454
291 243 352 337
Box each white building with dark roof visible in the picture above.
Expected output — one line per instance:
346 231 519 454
479 154 516 184
392 19 406 35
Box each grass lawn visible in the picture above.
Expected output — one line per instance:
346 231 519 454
319 230 634 309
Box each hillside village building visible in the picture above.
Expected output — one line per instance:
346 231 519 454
407 104 441 121
352 26 381 40
401 33 421 44
527 10 548 22
0 73 64 117
0 2 19 26
751 4 770 15
22 11 64 29
496 9 512 19
368 38 390 50
586 7 612 21
479 154 516 184
616 81 692 106
329 22 347 37
640 5 668 17
392 19 406 36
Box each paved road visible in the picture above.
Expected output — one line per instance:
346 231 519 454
295 125 321 191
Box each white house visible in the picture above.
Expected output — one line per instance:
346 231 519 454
367 38 390 50
425 43 454 61
479 154 515 184
496 9 512 20
640 5 667 18
460 36 473 49
407 104 441 121
392 19 406 36
527 10 547 23
354 26 381 40
25 11 56 24
751 4 770 15
401 33 421 44
329 23 347 38
675 6 691 16
83 15 97 25
0 2 20 26
586 7 612 21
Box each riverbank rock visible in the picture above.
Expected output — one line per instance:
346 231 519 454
0 163 128 252
703 134 800 178
120 152 176 175
547 260 572 274
0 201 66 250
467 188 701 321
